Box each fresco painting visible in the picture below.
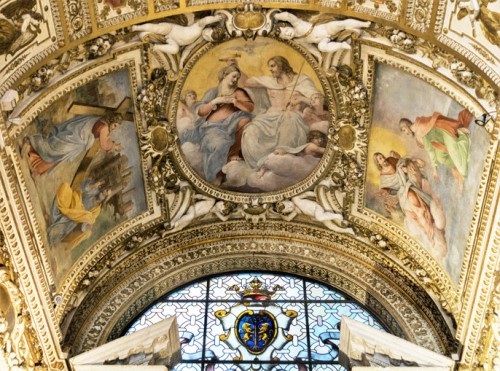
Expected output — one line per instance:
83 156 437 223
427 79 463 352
365 63 490 284
177 37 330 193
19 69 147 283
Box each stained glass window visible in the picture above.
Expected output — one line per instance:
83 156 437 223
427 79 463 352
125 273 387 370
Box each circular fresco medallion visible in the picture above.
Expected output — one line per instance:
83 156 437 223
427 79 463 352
175 37 334 198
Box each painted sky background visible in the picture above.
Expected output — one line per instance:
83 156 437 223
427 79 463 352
180 37 323 101
366 63 490 284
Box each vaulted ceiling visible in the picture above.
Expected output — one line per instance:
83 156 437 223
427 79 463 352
0 0 498 369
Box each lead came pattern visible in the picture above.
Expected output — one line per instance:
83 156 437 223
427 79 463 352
126 273 387 370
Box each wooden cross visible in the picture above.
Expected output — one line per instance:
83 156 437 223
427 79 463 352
68 97 133 189
67 97 134 122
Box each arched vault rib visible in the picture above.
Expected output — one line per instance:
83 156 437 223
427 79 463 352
62 222 458 357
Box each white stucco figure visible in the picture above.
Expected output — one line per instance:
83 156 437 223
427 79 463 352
169 182 217 231
275 12 371 53
291 189 355 235
131 14 223 55
291 191 343 222
170 193 216 230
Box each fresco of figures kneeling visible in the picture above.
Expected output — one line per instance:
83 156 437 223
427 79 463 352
365 63 490 284
19 69 147 284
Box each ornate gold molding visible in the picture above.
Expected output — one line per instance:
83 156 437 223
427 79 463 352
457 145 500 367
62 222 456 356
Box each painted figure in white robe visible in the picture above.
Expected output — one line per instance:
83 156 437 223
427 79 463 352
241 56 320 169
374 151 447 261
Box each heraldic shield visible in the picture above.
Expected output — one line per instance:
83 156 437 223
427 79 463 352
215 278 298 365
236 310 278 354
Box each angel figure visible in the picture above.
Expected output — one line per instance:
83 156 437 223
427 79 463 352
274 12 371 53
131 14 223 55
0 0 43 57
458 0 499 47
291 191 343 222
291 190 354 234
168 182 216 231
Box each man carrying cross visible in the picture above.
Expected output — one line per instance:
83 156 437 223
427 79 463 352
23 97 132 176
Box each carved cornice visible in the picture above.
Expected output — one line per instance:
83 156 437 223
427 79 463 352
0 146 65 369
457 144 500 367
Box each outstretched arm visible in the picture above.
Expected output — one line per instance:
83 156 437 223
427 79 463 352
197 14 224 27
274 11 299 23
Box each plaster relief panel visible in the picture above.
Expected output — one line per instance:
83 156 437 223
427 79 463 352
437 0 499 77
363 62 490 285
348 0 402 22
405 0 435 32
0 0 62 88
94 0 148 29
62 0 92 40
16 67 148 286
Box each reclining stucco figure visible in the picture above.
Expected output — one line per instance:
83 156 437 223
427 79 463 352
275 11 371 53
131 14 223 55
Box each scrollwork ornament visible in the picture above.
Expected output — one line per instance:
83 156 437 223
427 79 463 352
332 151 364 194
137 71 171 128
0 267 44 370
149 156 179 199
64 0 90 39
332 65 369 125
408 0 432 31
217 5 276 39
141 122 176 159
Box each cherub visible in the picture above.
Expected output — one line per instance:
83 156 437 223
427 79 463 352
275 12 371 53
303 93 329 127
168 182 216 231
131 14 223 55
273 130 327 158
